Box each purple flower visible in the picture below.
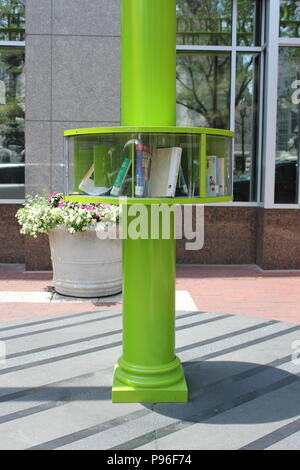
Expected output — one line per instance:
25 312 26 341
86 206 93 211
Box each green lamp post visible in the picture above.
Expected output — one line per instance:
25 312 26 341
63 0 233 403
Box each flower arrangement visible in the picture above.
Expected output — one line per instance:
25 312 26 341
16 193 120 238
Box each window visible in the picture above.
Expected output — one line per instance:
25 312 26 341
176 0 232 46
0 0 24 41
275 47 300 203
237 0 262 46
176 0 264 202
235 53 260 201
0 1 25 200
176 52 231 129
280 0 300 38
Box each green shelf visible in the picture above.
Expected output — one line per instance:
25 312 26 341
63 126 233 205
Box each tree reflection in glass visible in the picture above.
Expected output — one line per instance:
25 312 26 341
176 0 232 46
176 53 231 129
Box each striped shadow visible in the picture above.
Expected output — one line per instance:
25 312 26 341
0 352 294 430
240 416 300 450
0 310 122 333
109 373 300 450
0 309 209 341
17 325 299 449
0 322 298 406
4 313 231 362
0 318 279 376
26 360 300 450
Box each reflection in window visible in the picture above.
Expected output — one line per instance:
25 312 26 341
0 47 25 199
280 0 300 38
176 0 232 46
275 48 300 204
237 0 262 46
234 53 259 202
0 0 25 41
176 53 231 129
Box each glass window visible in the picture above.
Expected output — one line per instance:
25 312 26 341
275 47 300 204
234 53 260 201
0 47 25 199
0 0 25 41
176 0 264 202
176 0 232 46
176 53 231 129
237 0 262 46
280 0 300 38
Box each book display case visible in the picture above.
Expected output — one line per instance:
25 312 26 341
63 0 233 403
64 126 233 204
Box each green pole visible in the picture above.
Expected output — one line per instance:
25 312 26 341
121 0 176 127
112 0 188 402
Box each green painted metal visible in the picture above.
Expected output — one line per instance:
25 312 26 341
65 195 233 205
200 134 207 198
63 126 234 137
112 206 187 402
121 0 176 126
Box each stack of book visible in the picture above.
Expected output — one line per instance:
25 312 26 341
78 144 184 198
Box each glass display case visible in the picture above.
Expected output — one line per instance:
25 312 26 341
64 126 233 204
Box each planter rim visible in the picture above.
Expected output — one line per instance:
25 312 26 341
49 223 121 238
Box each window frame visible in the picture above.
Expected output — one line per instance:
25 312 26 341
176 0 266 206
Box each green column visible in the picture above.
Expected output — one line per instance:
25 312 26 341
121 0 176 126
112 209 187 402
112 0 188 402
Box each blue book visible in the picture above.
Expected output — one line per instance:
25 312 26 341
135 145 148 197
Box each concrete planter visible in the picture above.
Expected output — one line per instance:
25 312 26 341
48 225 122 297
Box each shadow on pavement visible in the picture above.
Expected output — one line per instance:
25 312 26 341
144 360 300 424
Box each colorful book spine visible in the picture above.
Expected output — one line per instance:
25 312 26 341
135 145 149 197
179 167 188 195
110 157 132 197
142 149 151 197
217 157 225 195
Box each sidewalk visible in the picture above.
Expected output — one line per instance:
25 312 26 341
0 263 300 450
1 264 299 324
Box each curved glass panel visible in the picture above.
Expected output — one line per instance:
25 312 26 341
64 129 233 203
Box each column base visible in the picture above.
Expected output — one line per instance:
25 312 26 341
112 357 188 403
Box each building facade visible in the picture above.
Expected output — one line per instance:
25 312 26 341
0 0 299 270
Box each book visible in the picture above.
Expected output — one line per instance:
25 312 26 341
142 148 151 197
110 157 132 197
175 167 189 197
135 145 150 197
74 145 93 193
79 164 111 196
206 156 218 196
148 147 182 197
180 167 188 195
217 157 225 195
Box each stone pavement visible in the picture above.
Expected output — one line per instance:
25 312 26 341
0 264 300 450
